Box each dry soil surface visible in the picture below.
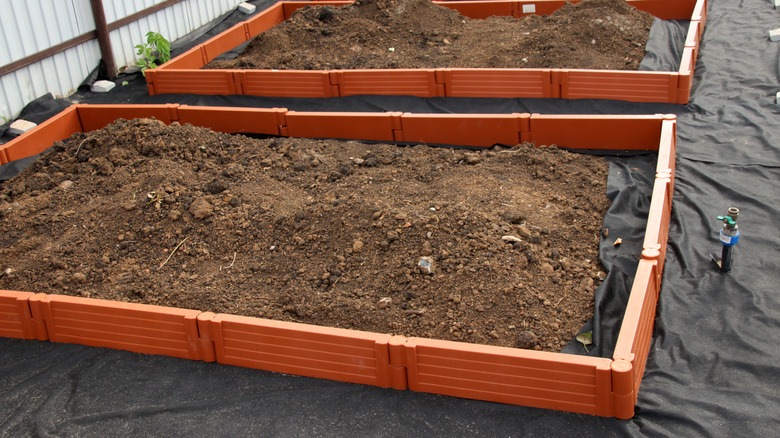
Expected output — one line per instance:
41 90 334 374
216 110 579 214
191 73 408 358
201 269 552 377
0 119 611 352
208 0 654 71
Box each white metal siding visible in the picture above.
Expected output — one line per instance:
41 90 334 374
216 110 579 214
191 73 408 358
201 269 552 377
0 0 238 121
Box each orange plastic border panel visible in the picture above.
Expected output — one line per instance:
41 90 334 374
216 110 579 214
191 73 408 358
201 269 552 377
612 258 661 405
200 313 400 388
621 0 698 19
177 106 284 135
560 70 679 103
438 0 519 18
398 113 530 147
161 46 206 70
146 69 239 96
438 1 698 20
76 104 180 132
676 47 696 104
27 294 206 360
642 177 673 273
529 114 663 150
201 23 249 61
284 111 402 141
442 69 555 98
244 2 287 36
0 291 38 340
403 337 615 416
241 70 336 97
0 106 81 165
685 21 702 60
334 70 442 97
656 117 677 177
691 0 707 29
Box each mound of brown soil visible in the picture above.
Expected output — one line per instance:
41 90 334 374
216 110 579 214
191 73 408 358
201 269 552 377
0 119 610 351
208 0 654 70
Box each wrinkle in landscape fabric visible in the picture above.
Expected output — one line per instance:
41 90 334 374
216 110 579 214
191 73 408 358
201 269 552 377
2 0 780 436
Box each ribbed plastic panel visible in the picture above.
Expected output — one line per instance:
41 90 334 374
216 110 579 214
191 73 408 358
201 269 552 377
404 338 611 415
0 291 36 339
444 69 553 98
336 70 440 97
205 314 393 387
242 71 335 97
29 294 204 360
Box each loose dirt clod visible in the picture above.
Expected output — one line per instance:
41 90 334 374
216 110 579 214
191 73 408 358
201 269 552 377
208 0 654 71
0 119 611 352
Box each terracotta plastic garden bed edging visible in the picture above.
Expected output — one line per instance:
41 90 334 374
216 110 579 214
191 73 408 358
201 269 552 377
144 0 706 103
0 104 676 418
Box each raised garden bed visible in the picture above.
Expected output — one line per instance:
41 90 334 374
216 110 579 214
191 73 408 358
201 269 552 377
145 0 706 103
0 104 675 418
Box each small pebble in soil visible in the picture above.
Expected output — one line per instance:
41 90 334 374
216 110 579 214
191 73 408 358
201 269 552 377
418 257 435 275
517 331 539 349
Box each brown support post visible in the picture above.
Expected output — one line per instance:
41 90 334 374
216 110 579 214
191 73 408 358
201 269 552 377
90 0 117 79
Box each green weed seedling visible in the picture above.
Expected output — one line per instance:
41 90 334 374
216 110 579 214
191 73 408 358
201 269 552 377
135 32 171 76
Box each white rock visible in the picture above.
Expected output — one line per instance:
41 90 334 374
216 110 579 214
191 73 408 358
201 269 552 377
91 80 115 93
238 2 256 14
7 119 37 135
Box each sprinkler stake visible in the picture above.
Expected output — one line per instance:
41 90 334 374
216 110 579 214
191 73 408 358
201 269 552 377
715 207 740 272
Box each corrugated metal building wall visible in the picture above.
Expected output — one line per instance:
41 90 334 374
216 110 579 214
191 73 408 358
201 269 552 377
0 0 238 121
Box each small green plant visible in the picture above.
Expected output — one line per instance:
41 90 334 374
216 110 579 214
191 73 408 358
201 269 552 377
135 31 171 76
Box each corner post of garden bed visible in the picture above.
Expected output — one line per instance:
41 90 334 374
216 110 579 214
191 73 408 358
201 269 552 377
145 69 158 95
609 358 636 419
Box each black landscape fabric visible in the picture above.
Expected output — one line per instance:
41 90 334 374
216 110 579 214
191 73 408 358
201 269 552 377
1 0 779 436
